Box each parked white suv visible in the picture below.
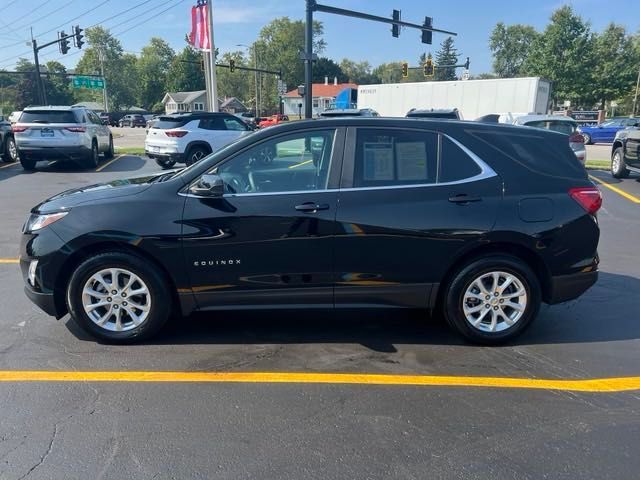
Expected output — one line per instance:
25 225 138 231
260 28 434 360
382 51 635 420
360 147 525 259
145 112 252 169
13 106 113 170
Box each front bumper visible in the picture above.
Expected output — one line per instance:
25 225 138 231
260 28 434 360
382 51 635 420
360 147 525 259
23 284 60 317
548 270 598 304
18 145 91 161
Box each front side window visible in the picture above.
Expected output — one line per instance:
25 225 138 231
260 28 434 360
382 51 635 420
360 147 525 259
223 117 248 131
215 129 336 194
354 129 438 187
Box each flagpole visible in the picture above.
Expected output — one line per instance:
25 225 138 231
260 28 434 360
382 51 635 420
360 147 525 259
207 0 218 112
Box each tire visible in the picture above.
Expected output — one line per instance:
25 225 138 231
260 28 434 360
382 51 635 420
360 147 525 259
582 133 592 145
155 158 177 169
611 147 629 179
86 141 99 169
66 251 171 343
185 145 209 166
104 136 114 160
442 255 541 345
19 152 36 171
3 136 17 163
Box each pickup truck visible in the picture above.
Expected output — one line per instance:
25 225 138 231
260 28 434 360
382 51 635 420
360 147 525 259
258 114 289 128
611 123 640 178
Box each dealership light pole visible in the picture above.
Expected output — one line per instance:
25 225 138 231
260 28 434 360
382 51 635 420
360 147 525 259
206 0 218 111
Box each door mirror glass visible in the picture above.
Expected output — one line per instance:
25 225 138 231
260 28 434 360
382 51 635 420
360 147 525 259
190 173 225 197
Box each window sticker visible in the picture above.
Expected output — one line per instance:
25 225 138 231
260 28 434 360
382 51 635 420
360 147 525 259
396 142 428 180
363 142 394 181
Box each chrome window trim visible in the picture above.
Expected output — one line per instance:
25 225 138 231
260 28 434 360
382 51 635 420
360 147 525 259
180 132 497 198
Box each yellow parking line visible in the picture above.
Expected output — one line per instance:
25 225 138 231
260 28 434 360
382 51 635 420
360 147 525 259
0 258 19 264
0 371 639 392
589 175 640 204
95 154 124 172
0 161 18 169
289 159 313 169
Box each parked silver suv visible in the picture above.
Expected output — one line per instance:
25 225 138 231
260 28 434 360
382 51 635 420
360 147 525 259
13 106 113 170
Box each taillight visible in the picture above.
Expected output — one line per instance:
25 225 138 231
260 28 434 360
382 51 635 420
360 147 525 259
569 186 602 215
569 132 584 143
65 126 86 132
165 130 188 138
11 126 27 133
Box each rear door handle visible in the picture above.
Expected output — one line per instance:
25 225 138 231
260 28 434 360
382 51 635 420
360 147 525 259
448 194 482 204
295 202 330 213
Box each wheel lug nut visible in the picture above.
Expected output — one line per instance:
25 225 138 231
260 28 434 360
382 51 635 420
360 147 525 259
499 299 504 303
107 297 112 302
113 305 119 309
121 292 126 297
111 290 117 295
485 304 490 308
493 306 499 310
494 292 499 296
123 301 127 306
485 295 490 300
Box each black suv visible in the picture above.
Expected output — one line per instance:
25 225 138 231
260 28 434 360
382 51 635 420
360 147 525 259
119 114 146 128
611 124 640 178
0 115 17 163
20 118 600 344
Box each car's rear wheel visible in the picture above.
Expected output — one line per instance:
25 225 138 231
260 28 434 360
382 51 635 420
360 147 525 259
582 133 592 145
155 158 177 169
611 147 629 179
104 136 114 160
185 145 210 166
19 152 36 171
442 255 541 345
66 252 171 343
86 141 99 169
3 136 17 162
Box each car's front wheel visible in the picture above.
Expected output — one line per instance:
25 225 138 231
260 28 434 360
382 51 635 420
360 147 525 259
185 145 210 166
104 136 114 160
611 147 629 179
3 136 17 162
66 252 171 343
442 255 541 345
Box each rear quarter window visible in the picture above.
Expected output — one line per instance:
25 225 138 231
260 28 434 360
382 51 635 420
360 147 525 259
439 136 482 182
153 118 189 129
20 110 78 123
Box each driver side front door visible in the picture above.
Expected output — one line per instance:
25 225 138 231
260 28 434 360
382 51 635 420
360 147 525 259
181 127 344 310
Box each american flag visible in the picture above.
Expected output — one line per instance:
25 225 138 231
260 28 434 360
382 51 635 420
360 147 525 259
188 2 210 51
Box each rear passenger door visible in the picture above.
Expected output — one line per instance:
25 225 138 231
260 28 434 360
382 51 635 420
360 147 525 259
333 127 503 308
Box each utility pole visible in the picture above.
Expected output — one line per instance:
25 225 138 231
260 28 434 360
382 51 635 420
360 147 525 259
633 65 640 117
255 45 260 117
97 48 108 112
31 28 47 105
303 0 314 119
206 0 218 112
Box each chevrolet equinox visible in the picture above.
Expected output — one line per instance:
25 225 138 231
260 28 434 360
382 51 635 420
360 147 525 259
21 118 601 344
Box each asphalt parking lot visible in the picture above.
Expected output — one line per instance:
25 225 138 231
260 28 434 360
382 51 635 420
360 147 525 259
1 154 640 479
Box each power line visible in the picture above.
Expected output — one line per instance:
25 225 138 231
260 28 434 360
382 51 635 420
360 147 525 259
86 0 155 29
113 0 189 36
36 0 111 39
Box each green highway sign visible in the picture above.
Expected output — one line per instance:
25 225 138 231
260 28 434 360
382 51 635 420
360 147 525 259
72 76 104 89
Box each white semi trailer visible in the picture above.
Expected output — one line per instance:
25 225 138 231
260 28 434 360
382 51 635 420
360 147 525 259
357 77 552 119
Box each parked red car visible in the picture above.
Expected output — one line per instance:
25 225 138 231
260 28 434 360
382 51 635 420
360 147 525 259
258 114 289 128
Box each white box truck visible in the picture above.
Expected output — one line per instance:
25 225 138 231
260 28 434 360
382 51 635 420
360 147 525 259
357 77 551 120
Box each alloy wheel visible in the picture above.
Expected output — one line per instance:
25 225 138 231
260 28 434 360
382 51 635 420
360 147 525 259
82 268 152 332
612 152 621 172
462 271 528 333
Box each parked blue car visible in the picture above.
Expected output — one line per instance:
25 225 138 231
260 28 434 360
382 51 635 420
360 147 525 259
579 117 640 144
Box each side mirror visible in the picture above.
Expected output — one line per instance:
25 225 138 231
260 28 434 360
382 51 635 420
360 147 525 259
189 173 224 197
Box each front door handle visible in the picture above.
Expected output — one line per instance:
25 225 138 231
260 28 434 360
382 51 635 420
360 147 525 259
448 194 482 204
295 202 330 213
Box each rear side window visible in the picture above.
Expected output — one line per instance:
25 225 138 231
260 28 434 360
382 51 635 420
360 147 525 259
199 117 226 130
153 117 189 129
20 110 77 123
439 137 481 183
524 120 575 135
354 129 438 187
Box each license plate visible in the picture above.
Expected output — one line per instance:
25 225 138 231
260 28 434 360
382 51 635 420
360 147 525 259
149 146 160 153
40 129 54 137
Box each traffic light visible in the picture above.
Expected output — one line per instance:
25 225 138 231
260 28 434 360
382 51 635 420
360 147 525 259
59 31 70 54
421 16 433 45
229 59 235 72
391 9 400 38
401 62 409 78
73 25 84 49
424 58 434 77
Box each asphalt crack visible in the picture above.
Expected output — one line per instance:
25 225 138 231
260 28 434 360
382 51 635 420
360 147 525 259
18 424 58 479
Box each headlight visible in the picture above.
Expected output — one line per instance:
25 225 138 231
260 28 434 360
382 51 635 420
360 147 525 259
23 212 68 233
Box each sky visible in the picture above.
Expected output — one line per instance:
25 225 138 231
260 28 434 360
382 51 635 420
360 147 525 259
0 0 638 77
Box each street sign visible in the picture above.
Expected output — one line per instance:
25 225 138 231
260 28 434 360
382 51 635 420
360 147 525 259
277 79 287 96
72 76 104 89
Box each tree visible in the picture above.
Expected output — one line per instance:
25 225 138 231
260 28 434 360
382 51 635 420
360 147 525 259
522 6 594 107
75 27 137 110
254 17 325 113
489 23 538 77
372 61 404 84
591 24 639 109
216 50 251 103
14 58 38 109
43 61 73 105
434 37 458 81
136 37 175 109
339 59 379 84
313 57 344 83
166 45 205 93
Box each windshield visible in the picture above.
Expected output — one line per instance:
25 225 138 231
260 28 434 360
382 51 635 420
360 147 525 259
20 110 77 123
524 120 576 135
